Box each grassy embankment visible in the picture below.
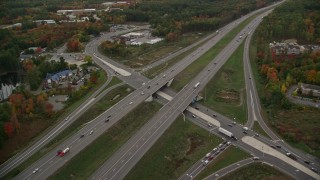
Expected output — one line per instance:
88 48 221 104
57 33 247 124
49 101 162 179
199 42 247 124
4 77 126 179
220 163 293 180
125 116 222 179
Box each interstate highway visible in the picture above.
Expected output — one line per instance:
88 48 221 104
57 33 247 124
89 9 283 180
11 5 265 179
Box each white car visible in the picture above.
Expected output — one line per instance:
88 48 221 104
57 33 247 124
32 168 39 174
89 130 94 135
129 102 133 105
203 160 209 166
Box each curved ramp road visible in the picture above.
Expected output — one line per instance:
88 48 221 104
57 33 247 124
242 136 320 179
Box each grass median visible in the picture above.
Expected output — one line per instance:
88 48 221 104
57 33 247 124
49 101 162 179
199 42 247 124
220 162 293 180
170 15 257 92
195 145 250 180
143 36 211 79
124 116 222 180
3 83 130 179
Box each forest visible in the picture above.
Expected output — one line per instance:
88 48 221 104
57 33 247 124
253 0 320 155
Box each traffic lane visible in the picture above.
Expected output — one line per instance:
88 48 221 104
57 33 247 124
92 87 202 179
242 136 320 179
15 90 150 179
203 158 253 180
0 76 113 177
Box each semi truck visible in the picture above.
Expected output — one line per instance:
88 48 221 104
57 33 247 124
57 147 70 157
218 127 236 139
194 82 200 88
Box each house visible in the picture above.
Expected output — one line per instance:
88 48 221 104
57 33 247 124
44 70 72 89
301 83 320 98
33 20 56 26
287 44 300 55
0 83 20 101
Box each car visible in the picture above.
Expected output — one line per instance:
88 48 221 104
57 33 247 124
243 131 248 134
213 148 217 152
56 150 62 156
141 92 145 95
207 123 213 127
107 115 111 118
162 74 166 78
227 141 231 145
311 167 319 173
208 155 214 160
192 115 196 118
228 124 233 127
252 157 260 160
270 145 276 149
232 121 236 125
129 102 133 105
276 145 281 148
32 168 39 174
203 160 209 166
304 160 311 164
142 82 146 86
213 114 217 117
195 107 199 110
222 141 227 145
89 130 94 135
218 144 223 148
220 147 225 151
206 153 211 158
80 134 84 138
254 133 259 137
105 119 109 123
147 86 151 89
65 116 69 121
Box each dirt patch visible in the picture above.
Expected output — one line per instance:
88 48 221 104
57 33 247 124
186 134 204 155
221 68 235 83
215 88 240 104
0 119 53 164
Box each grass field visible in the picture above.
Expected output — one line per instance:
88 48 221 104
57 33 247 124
220 163 293 180
3 84 131 179
49 101 162 179
195 146 250 180
124 116 222 180
143 39 209 79
102 33 207 68
170 15 257 92
200 42 247 124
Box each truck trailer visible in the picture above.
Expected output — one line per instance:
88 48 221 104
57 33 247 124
218 127 234 138
57 147 70 157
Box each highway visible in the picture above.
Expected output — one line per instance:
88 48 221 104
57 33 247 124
4 1 319 179
90 8 285 180
0 72 115 177
11 5 263 179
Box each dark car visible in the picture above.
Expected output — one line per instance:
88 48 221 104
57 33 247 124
243 131 248 134
276 145 281 148
105 119 109 123
304 160 311 164
195 107 199 110
80 134 84 138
